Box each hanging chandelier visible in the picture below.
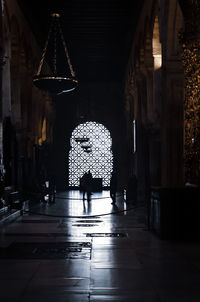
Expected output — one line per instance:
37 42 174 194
33 13 78 94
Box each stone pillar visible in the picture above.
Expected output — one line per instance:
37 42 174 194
0 2 4 173
124 71 137 178
135 73 150 203
161 68 184 186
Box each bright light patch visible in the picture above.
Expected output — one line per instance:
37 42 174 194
153 16 162 70
133 120 136 153
69 121 113 187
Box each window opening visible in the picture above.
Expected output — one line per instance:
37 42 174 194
69 121 113 187
152 16 162 70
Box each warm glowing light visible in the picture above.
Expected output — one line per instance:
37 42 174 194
69 121 113 187
153 16 162 70
42 117 47 142
181 38 200 182
38 138 42 146
153 54 162 70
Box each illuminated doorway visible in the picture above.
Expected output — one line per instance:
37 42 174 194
69 121 113 187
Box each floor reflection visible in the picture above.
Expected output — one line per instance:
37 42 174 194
1 189 198 302
27 190 131 241
31 190 127 218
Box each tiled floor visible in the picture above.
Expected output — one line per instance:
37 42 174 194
0 190 200 301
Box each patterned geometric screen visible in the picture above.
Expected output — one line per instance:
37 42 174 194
69 121 113 187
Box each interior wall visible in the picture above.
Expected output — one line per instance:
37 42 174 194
124 0 184 202
54 82 127 191
1 0 54 189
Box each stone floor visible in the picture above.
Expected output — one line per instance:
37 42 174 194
0 190 200 301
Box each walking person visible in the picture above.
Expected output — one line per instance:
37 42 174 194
82 170 93 201
110 171 117 204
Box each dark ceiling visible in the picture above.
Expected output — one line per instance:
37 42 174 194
18 0 143 82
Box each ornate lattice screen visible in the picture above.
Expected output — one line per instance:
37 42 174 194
69 121 113 187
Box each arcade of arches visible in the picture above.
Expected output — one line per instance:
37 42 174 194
1 0 200 198
0 2 199 205
0 0 200 300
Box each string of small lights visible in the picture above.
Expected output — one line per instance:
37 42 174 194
181 38 200 183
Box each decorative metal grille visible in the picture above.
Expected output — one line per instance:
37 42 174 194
69 121 113 187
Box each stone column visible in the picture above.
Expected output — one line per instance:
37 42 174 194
135 73 150 203
161 67 184 187
0 2 4 172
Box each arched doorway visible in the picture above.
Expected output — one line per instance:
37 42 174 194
69 121 113 187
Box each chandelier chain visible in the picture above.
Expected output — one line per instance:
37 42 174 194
33 13 78 94
36 20 53 76
58 22 76 77
53 20 57 74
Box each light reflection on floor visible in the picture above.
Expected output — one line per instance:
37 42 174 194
1 191 199 301
27 190 130 241
31 190 128 218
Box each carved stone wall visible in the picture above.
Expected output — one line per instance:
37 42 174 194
179 0 200 184
0 0 55 188
124 0 185 202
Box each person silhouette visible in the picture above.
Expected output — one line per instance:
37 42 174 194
110 171 117 204
82 170 93 201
